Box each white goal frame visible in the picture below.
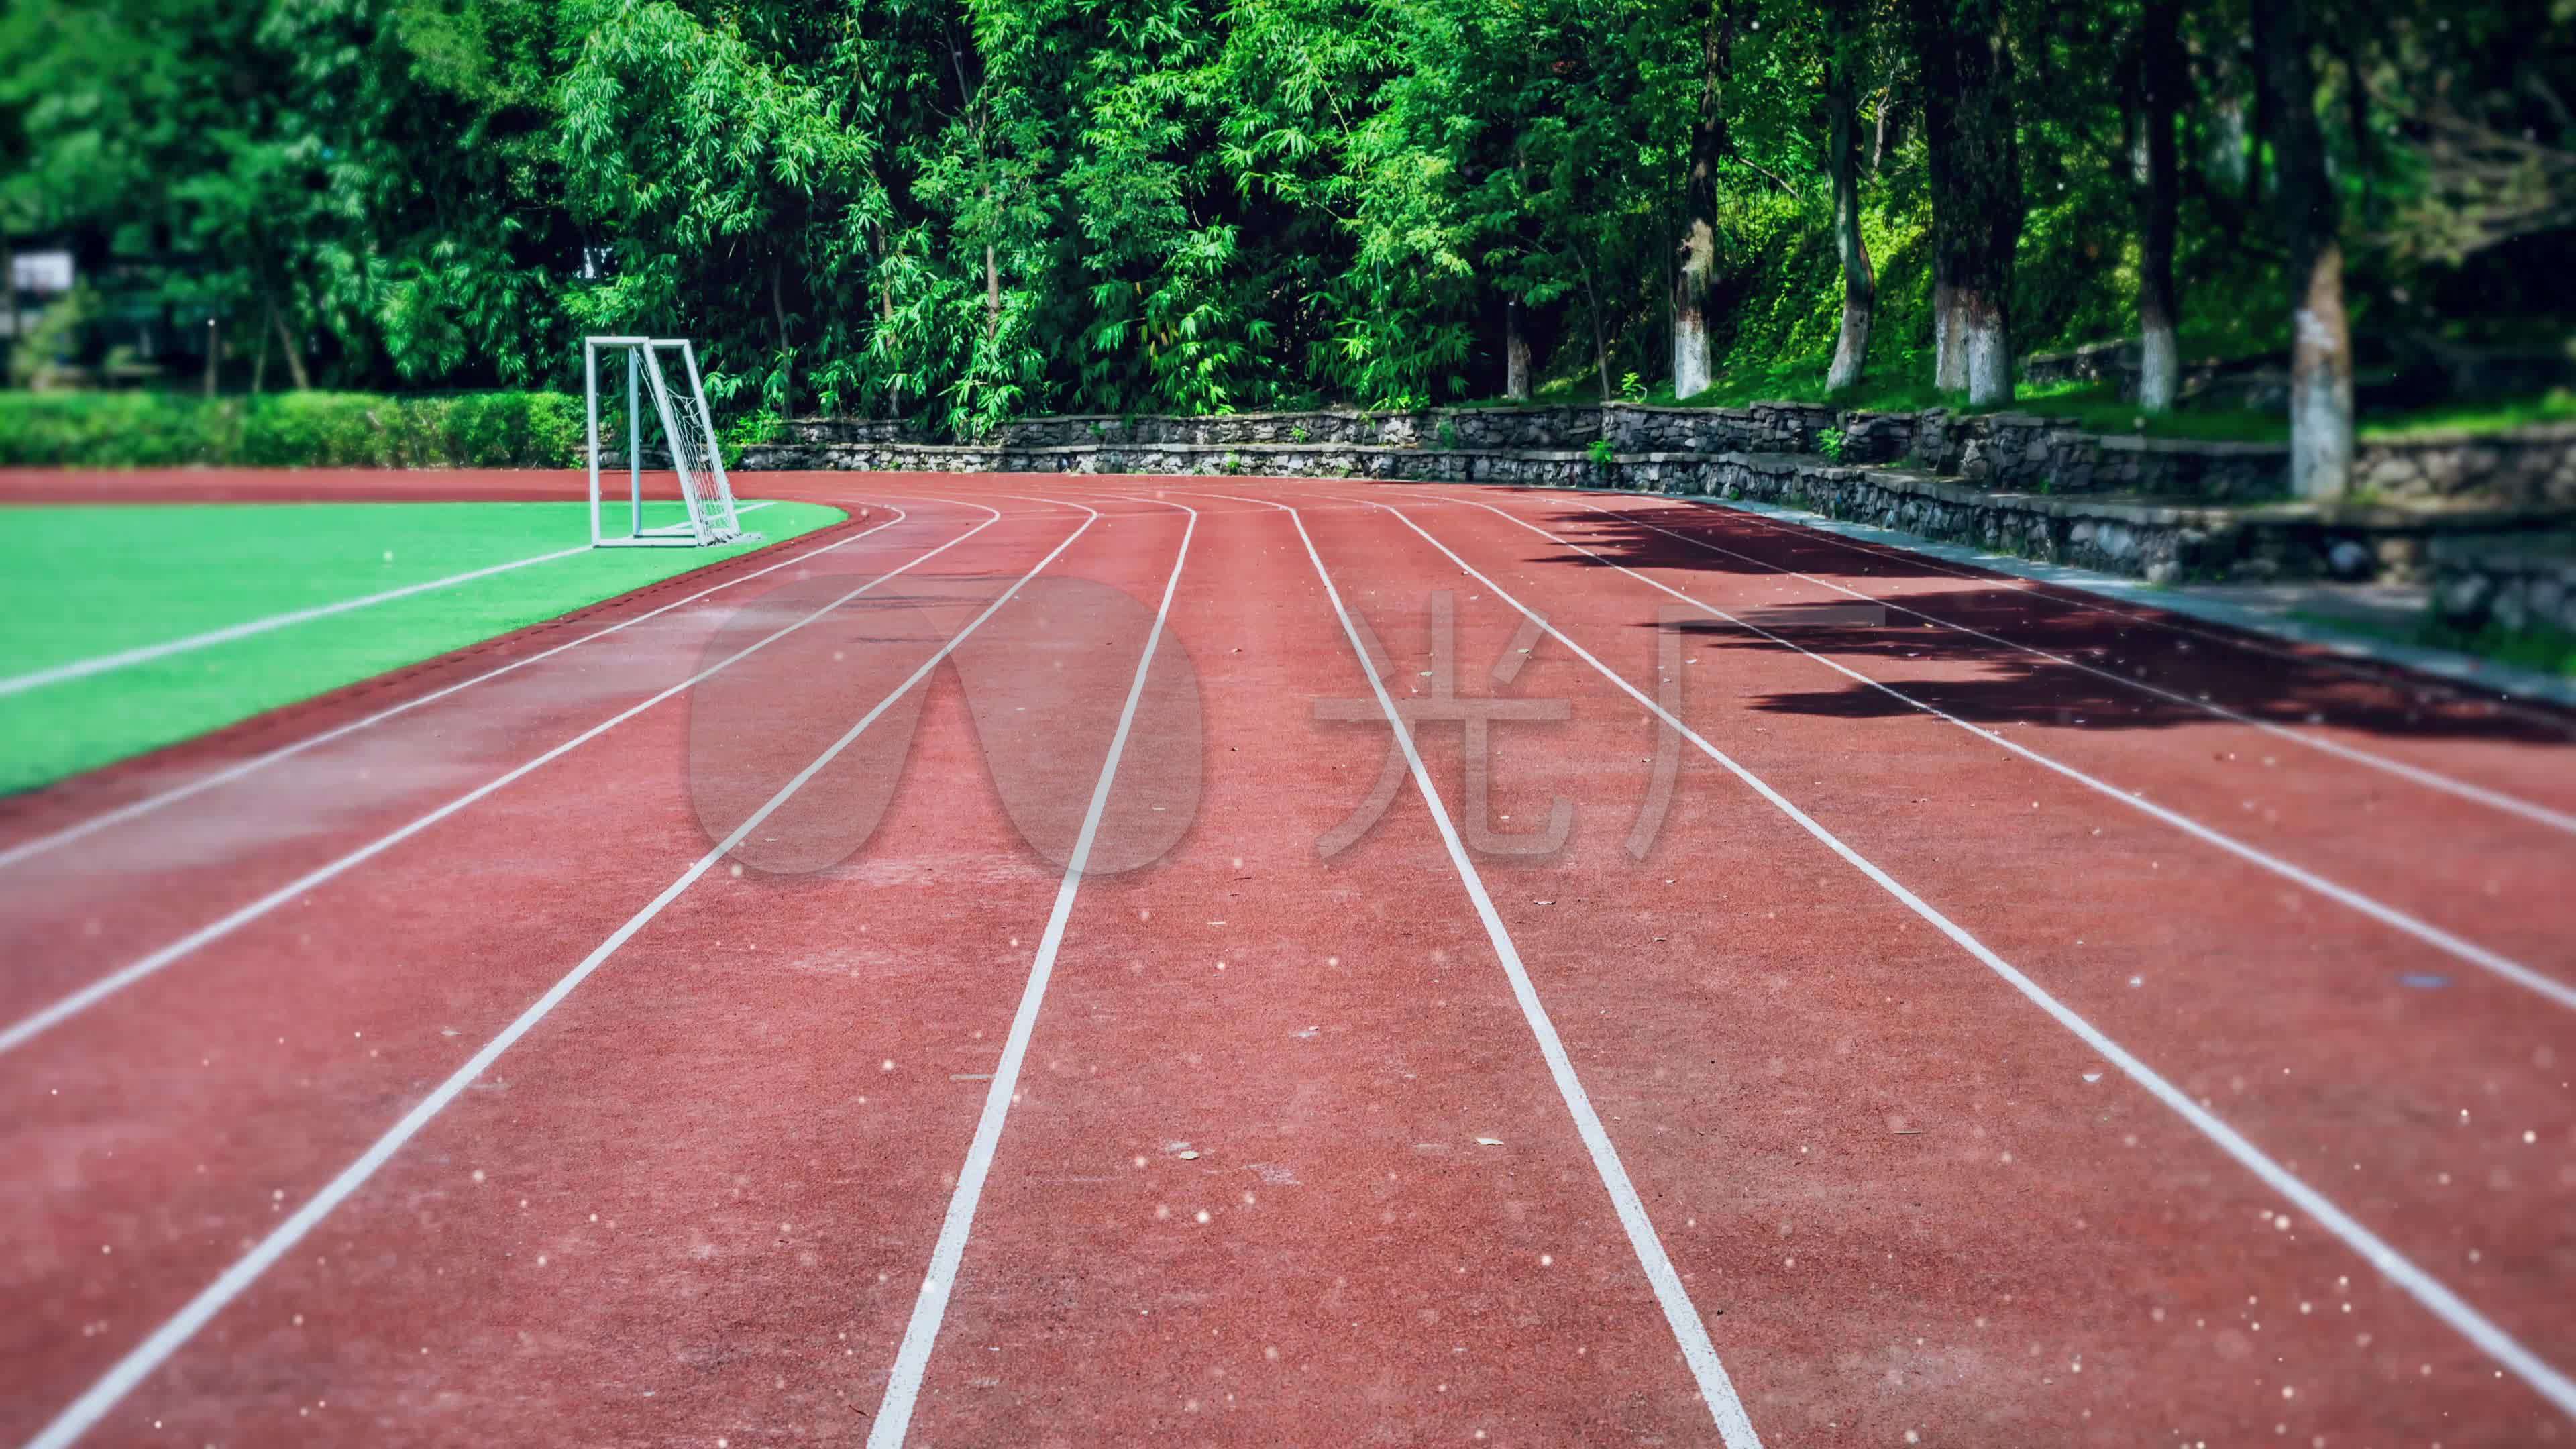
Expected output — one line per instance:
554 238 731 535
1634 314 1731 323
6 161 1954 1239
584 335 755 547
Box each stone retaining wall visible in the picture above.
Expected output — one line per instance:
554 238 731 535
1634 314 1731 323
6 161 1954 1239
740 437 1603 484
758 401 2576 509
2017 338 2246 406
738 435 2569 585
1640 454 2562 586
1911 412 2289 500
2432 534 2576 637
2357 423 2576 510
780 405 1605 451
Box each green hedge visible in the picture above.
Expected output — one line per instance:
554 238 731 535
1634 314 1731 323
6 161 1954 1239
0 391 586 468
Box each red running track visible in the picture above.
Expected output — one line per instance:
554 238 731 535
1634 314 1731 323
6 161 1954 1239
3 469 2573 1448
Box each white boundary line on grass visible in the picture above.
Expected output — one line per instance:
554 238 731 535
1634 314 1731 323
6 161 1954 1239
17 502 1103 1449
1430 494 2576 1014
0 502 1008 1059
0 499 774 700
1204 489 1766 1449
1335 488 2576 1421
865 493 1197 1448
0 500 781 700
0 499 853 874
1540 492 2576 837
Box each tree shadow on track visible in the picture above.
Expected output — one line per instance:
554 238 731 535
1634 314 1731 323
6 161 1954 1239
1659 613 2576 743
1480 499 2576 747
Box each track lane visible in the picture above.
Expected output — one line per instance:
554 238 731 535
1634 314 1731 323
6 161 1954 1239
1552 492 2576 835
1573 490 2576 810
863 491 1201 1445
878 488 1748 1446
0 500 1015 1051
1432 486 2576 1000
1205 482 2576 1444
33 495 1181 1449
0 504 1099 1446
10 468 2571 1447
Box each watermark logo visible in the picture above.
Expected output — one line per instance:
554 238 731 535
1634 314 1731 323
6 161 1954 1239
684 567 1879 878
1314 593 1702 863
685 570 1202 879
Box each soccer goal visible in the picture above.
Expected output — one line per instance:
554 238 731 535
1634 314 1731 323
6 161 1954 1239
584 335 757 547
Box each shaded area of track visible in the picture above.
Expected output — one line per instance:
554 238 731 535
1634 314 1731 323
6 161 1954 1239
1539 494 2576 772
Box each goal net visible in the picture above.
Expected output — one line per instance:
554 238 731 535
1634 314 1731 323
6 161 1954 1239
584 335 757 547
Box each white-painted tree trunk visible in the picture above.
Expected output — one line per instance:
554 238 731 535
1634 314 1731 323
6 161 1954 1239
1672 15 1725 405
1933 280 1967 391
1671 313 1713 400
2134 0 2183 415
2288 243 2355 498
1823 23 1875 396
1827 302 1872 394
1505 301 1532 402
2257 0 2351 500
1671 217 1717 400
2139 323 2178 412
1960 292 2013 407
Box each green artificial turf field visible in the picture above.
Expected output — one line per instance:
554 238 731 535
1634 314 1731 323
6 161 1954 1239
0 498 843 793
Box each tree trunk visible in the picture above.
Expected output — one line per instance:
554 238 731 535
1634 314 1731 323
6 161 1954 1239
1959 290 2012 402
1505 299 1532 401
1670 9 1729 400
252 294 273 395
1824 11 1876 394
771 258 794 418
1911 0 2021 407
204 317 220 398
2256 0 2352 498
1931 275 1964 390
3 239 18 365
272 300 311 390
880 279 902 420
1914 0 1963 392
1579 261 1613 402
2243 51 2269 213
2136 0 2184 412
1870 88 1897 174
984 243 1000 344
2337 42 2375 227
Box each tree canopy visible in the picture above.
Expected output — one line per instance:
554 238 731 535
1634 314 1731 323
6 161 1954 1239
5 0 2569 448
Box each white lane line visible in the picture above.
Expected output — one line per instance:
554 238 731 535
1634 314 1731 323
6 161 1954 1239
0 505 1012 1059
865 494 1195 1448
0 502 904 875
1205 490 1764 1449
16 506 1104 1449
1540 492 2576 837
1438 495 2576 1014
1353 492 2576 1421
